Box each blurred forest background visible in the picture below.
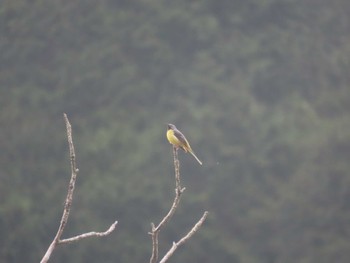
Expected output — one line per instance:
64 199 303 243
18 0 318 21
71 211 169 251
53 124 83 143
1 0 350 262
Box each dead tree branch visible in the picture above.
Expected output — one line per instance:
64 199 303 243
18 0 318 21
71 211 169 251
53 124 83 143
159 211 208 263
59 221 118 245
149 146 208 263
40 113 118 263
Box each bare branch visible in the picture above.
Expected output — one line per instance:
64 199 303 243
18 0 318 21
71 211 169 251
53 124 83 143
159 211 208 263
156 147 185 232
150 146 208 263
40 114 117 263
59 220 118 244
149 146 184 263
172 146 182 192
40 113 79 263
149 223 158 263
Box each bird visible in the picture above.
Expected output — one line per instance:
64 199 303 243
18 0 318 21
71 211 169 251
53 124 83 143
166 123 202 165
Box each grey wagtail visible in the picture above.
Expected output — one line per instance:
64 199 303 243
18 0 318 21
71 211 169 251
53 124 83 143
166 124 202 165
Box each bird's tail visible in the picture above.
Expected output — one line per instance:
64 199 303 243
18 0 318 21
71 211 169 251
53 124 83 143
189 150 203 165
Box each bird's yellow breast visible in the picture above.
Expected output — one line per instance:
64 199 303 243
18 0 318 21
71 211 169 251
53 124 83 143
167 129 191 153
167 129 182 147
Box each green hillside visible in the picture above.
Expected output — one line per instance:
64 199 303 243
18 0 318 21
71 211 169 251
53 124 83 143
1 0 350 262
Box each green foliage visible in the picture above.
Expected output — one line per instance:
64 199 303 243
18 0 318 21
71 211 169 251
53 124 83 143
1 0 350 262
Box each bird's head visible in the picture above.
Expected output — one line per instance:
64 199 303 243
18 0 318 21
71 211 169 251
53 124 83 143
167 123 176 130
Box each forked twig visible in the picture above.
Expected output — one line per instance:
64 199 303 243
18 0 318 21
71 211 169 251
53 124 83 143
149 146 208 263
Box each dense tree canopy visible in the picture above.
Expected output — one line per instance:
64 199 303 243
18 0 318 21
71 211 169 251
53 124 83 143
1 0 350 262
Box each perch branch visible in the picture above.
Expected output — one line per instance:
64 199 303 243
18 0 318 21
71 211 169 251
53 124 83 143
149 146 185 263
155 147 185 232
40 114 117 263
150 144 208 262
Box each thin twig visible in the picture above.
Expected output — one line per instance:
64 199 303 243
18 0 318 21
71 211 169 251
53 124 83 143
59 220 118 244
173 146 181 192
40 114 117 263
149 223 158 263
159 211 208 263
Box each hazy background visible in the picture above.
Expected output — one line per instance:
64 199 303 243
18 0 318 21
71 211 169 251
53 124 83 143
1 0 350 262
